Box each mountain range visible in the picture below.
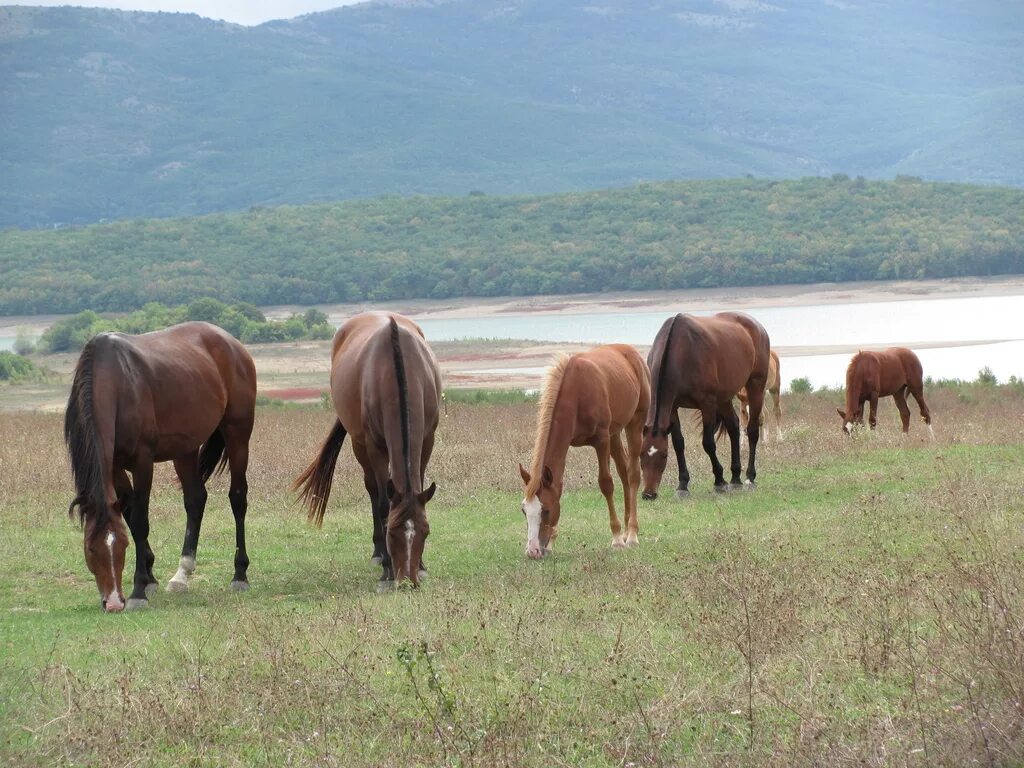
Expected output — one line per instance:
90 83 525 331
1 0 1021 228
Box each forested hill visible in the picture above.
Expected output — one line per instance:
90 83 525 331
1 177 1022 315
2 1 1022 229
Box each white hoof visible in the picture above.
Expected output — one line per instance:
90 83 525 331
230 580 250 593
166 579 188 593
125 598 149 611
625 534 639 547
417 570 428 581
370 555 383 565
612 536 627 549
144 582 158 598
376 580 395 594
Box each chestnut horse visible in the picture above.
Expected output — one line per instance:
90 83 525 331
737 349 782 442
296 312 441 588
641 312 770 498
517 345 650 559
64 322 256 612
837 347 933 436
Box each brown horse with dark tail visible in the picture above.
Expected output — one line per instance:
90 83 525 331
64 322 256 612
295 312 441 589
641 312 771 498
517 344 650 559
837 347 933 436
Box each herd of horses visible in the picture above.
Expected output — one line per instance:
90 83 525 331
63 311 933 612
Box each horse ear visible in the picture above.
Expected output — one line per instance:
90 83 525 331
518 463 531 485
836 408 846 419
542 465 554 487
386 479 401 502
418 482 436 505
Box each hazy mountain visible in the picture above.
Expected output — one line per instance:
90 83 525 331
1 1 1021 228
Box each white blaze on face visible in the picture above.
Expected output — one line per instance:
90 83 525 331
522 496 542 555
647 445 658 457
104 530 119 603
405 519 415 547
844 422 854 434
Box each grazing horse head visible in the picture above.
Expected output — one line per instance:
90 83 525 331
836 407 861 435
639 423 670 500
518 463 560 559
71 496 129 613
386 479 436 586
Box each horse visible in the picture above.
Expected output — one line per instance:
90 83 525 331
737 349 782 443
64 322 256 613
640 312 771 498
517 344 650 559
295 312 441 589
837 347 933 436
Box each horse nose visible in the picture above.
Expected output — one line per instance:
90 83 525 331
526 546 543 560
642 490 657 501
104 596 125 613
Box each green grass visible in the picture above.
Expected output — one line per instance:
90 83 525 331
2 403 1024 765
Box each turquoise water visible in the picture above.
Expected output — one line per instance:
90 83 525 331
416 294 1024 388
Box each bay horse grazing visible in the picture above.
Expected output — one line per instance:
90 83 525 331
737 349 782 443
295 312 441 589
641 312 770 498
837 347 933 437
517 344 650 559
64 322 256 612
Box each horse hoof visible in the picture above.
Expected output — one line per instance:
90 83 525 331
417 570 428 581
625 535 639 548
370 555 383 565
125 598 149 611
714 484 730 494
376 580 396 594
144 582 159 598
612 538 627 549
675 488 690 499
744 480 756 490
166 579 188 593
230 580 250 593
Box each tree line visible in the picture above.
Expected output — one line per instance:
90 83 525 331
1 176 1022 316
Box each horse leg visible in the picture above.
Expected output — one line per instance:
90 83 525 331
609 432 637 547
118 468 157 605
361 441 394 589
125 458 154 609
700 405 728 491
719 401 743 487
167 453 207 594
868 394 879 430
416 431 436 578
744 386 765 487
353 440 386 564
622 418 643 545
893 388 911 434
669 413 690 497
772 387 783 441
909 383 934 439
223 423 252 591
595 435 625 548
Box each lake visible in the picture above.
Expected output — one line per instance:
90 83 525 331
416 294 1024 389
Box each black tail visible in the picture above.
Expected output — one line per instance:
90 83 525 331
198 428 228 482
389 316 414 492
294 420 347 527
691 409 728 441
64 339 110 538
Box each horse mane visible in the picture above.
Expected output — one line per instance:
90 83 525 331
64 338 110 541
845 351 870 412
651 314 681 436
526 354 571 498
389 317 414 500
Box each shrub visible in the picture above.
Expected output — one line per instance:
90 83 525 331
789 377 812 394
0 351 38 381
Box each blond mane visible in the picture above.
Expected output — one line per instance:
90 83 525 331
525 354 572 498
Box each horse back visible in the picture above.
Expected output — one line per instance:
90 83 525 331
679 313 770 397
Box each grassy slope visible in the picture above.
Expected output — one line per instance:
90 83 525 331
2 390 1024 765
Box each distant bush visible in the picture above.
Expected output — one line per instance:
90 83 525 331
789 377 813 394
442 389 538 406
37 299 335 353
976 367 998 386
0 351 41 381
13 328 36 355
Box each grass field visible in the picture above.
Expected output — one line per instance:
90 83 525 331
2 385 1024 766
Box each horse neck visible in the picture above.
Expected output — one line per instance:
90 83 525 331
845 362 864 411
527 388 576 497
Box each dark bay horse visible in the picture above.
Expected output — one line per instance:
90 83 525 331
737 349 782 443
64 322 256 612
837 347 933 436
295 312 441 588
517 344 650 559
641 312 770 498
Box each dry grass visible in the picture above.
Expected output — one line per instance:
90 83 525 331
1 385 1024 766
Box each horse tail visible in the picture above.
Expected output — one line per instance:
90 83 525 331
64 338 111 539
198 428 228 482
294 420 347 528
389 316 414 491
651 314 681 436
691 409 728 440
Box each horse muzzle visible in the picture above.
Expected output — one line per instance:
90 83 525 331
642 490 658 501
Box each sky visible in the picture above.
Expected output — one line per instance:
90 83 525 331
3 1 364 26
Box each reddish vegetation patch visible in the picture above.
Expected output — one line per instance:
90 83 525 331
263 387 327 401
